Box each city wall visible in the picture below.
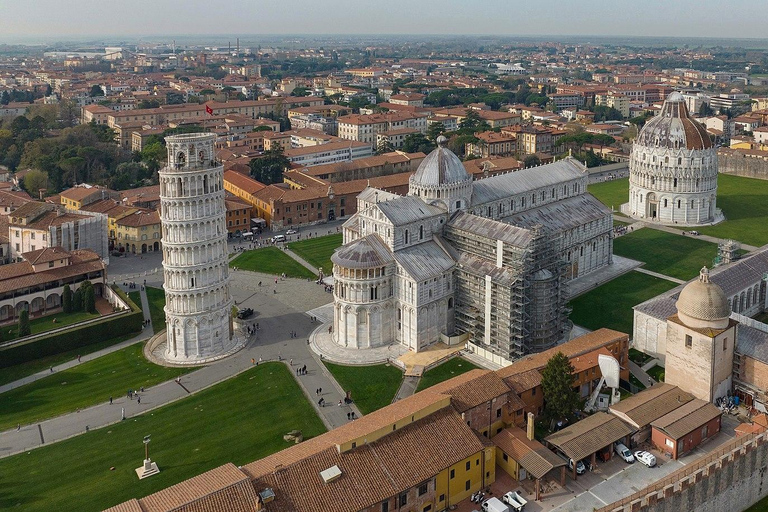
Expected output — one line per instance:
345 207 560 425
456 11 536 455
598 432 768 512
718 152 768 180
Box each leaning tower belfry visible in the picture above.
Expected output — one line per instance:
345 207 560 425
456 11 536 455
158 133 238 363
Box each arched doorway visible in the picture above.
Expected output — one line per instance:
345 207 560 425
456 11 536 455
141 244 147 253
646 192 658 219
153 241 160 251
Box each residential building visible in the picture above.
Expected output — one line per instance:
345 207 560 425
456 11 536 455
466 131 517 158
225 197 252 236
114 209 161 254
337 112 428 148
595 92 630 118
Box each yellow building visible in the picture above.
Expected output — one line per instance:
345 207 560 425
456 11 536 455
595 92 630 118
115 209 161 254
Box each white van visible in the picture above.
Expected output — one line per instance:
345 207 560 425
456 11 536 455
481 497 510 512
272 234 286 243
614 442 635 463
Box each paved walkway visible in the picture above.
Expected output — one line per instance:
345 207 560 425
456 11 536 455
641 222 760 252
0 270 360 459
393 376 420 402
284 247 320 275
633 267 686 284
628 360 656 388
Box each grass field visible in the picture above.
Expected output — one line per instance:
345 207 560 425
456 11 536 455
0 343 192 431
322 362 403 414
697 174 768 247
144 287 166 328
0 363 325 512
230 246 316 279
0 310 100 344
745 494 768 512
647 365 665 382
588 177 629 210
628 348 652 366
288 233 343 276
589 174 768 247
415 357 480 392
569 271 678 334
613 228 720 280
0 333 138 388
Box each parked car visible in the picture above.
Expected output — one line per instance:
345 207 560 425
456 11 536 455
286 229 298 235
481 497 510 512
272 234 286 243
634 450 657 467
568 458 586 475
615 442 635 463
502 490 527 511
236 308 254 320
581 459 594 472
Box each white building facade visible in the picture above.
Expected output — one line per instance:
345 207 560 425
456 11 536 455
627 92 719 226
159 133 235 363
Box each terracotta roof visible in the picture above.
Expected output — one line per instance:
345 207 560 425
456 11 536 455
651 399 721 440
21 246 70 265
426 369 520 412
26 210 91 230
503 369 542 394
8 200 54 221
492 427 566 479
60 186 108 202
116 210 160 227
609 384 694 429
224 171 266 195
0 249 104 295
545 412 635 462
0 189 33 209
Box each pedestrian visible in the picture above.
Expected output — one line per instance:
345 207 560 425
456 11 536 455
16 423 20 431
290 358 293 366
302 365 306 374
319 387 322 394
259 356 262 363
50 366 54 373
77 355 81 362
251 358 255 365
347 412 351 420
338 400 342 407
109 396 113 405
137 395 141 404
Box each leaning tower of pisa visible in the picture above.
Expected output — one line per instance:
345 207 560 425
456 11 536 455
158 133 237 363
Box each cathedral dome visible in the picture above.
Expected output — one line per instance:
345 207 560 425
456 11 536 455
410 136 471 187
331 234 393 270
675 267 730 329
635 92 712 151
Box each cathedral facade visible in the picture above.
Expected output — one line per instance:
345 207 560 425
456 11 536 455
627 92 719 225
331 137 613 361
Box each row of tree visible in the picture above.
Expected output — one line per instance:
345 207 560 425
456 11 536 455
62 282 97 315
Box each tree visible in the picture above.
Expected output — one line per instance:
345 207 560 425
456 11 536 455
18 309 31 337
249 144 290 185
137 99 161 109
20 169 48 195
376 140 394 155
540 352 581 424
524 155 541 168
72 288 83 312
427 122 445 142
698 102 714 117
83 282 96 314
62 284 73 313
89 85 104 97
402 133 434 154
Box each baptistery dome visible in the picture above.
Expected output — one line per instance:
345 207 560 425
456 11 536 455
627 92 719 226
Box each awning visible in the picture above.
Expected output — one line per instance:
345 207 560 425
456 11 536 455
545 412 634 462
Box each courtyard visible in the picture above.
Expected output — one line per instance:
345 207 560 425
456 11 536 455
229 246 316 279
288 233 343 275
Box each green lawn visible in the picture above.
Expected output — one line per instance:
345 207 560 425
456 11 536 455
569 271 678 334
288 233 343 276
322 362 403 414
754 311 768 324
588 177 629 210
416 357 480 392
0 310 100 344
0 343 192 431
613 228 720 280
629 373 647 391
0 333 138 387
144 287 166 328
745 494 768 512
697 174 768 247
647 365 665 382
613 219 631 227
628 348 652 366
0 363 325 512
230 246 316 279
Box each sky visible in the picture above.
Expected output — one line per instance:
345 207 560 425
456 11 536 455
0 0 765 42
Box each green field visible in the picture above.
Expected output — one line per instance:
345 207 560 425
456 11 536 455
614 228 720 280
0 343 191 431
697 174 768 247
590 174 768 247
588 177 629 210
569 271 678 334
288 233 343 276
144 287 167 328
745 494 768 512
322 362 403 414
416 357 480 392
0 363 325 512
0 310 100 344
230 246 316 279
647 365 665 382
0 333 138 387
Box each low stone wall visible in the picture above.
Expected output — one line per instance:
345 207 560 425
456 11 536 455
598 432 768 512
718 152 768 180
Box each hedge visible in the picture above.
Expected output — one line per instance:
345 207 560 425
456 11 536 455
0 285 143 369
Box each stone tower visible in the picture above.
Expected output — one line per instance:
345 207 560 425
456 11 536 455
159 133 234 363
628 92 719 225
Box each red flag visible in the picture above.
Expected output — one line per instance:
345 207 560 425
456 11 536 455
205 104 213 116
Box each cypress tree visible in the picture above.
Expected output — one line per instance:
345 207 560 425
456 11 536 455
18 309 31 337
62 284 72 313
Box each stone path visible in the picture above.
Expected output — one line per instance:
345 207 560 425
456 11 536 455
0 271 361 459
640 222 760 252
393 376 420 402
633 267 686 284
284 247 320 276
628 360 656 388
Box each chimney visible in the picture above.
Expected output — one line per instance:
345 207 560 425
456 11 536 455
527 412 535 441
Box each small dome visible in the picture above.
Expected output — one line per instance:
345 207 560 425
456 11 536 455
676 267 730 328
331 234 393 270
635 92 712 150
410 138 471 188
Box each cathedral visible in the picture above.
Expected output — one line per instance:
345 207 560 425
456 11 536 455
330 136 613 361
626 91 720 225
